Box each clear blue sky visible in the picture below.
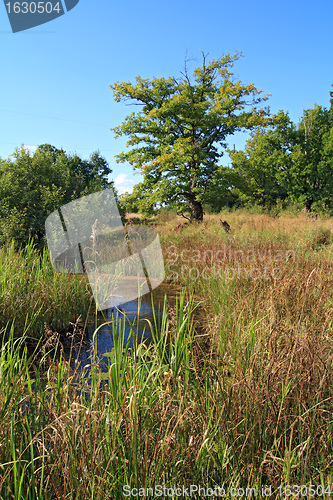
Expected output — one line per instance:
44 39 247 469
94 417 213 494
1 0 333 194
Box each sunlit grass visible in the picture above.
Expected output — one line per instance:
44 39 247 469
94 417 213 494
0 239 92 340
1 212 333 497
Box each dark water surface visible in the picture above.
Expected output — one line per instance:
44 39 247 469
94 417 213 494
68 285 180 372
75 297 154 370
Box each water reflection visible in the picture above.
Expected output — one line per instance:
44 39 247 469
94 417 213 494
72 295 156 372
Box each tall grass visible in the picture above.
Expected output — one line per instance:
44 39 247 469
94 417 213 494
2 213 333 497
158 212 333 491
0 296 205 498
1 289 333 498
0 239 92 340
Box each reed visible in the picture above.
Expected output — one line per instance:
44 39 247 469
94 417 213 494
0 239 91 341
1 213 333 498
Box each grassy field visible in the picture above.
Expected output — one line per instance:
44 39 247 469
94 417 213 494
1 212 333 498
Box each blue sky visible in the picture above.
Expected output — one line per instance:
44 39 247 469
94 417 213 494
1 0 333 194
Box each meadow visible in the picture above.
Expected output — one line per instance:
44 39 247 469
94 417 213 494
1 211 333 498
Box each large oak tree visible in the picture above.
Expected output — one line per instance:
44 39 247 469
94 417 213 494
110 52 270 221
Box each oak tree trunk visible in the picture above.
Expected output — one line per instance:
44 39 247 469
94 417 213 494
190 198 203 222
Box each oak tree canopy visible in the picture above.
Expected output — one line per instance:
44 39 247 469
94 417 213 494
110 52 270 221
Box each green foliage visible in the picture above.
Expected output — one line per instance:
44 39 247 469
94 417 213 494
228 92 333 215
228 110 292 208
118 190 140 214
0 144 115 247
204 164 242 212
287 103 333 211
110 52 270 221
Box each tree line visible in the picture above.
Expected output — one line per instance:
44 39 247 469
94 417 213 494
0 144 116 247
225 101 333 214
1 52 332 249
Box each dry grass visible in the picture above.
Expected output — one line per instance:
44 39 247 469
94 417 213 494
157 211 333 489
2 212 333 497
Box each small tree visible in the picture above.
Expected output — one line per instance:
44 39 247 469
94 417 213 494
110 52 270 222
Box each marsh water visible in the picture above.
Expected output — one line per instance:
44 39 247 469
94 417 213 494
67 285 180 372
73 297 154 371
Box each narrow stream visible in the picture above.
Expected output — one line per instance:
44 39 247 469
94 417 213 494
69 295 155 372
66 285 182 372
